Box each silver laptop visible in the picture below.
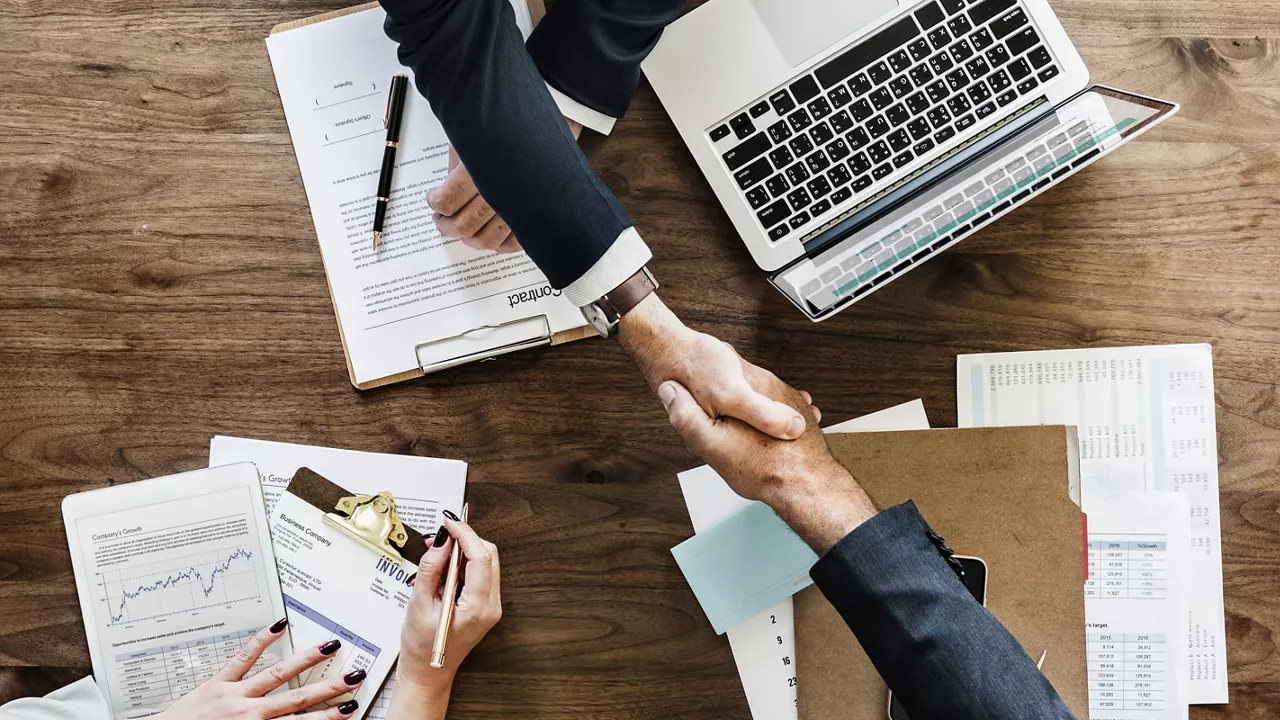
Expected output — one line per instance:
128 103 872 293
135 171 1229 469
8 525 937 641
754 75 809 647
643 0 1177 320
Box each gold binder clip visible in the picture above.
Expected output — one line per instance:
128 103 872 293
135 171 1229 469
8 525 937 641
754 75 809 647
322 491 409 563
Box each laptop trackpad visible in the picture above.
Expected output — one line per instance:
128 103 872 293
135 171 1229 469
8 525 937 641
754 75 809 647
751 0 900 68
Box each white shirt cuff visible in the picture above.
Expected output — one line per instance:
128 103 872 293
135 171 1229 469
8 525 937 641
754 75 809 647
562 227 652 307
547 84 618 136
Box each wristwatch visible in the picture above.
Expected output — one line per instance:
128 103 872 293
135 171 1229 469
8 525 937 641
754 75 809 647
581 266 659 339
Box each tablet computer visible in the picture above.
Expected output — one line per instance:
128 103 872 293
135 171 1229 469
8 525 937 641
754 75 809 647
63 463 291 719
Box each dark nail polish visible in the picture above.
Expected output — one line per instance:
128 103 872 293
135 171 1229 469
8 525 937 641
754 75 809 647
344 669 367 685
269 617 289 633
433 525 451 547
320 639 342 655
443 509 460 522
338 700 359 715
406 573 417 587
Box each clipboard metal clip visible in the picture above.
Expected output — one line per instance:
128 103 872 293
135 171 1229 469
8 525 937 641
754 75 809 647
415 314 552 375
323 491 410 563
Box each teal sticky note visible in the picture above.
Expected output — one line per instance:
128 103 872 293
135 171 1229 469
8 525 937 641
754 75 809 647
671 501 818 634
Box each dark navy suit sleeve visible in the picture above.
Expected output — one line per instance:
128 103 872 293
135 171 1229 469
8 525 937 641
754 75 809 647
526 0 686 119
379 0 635 290
810 502 1077 720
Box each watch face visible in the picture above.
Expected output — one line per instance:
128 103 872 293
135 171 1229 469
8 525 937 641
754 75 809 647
581 304 611 336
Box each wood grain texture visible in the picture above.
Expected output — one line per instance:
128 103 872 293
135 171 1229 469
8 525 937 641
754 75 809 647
1 0 1278 717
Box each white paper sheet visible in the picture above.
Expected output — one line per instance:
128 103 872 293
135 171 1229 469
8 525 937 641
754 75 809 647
269 488 416 720
1084 491 1190 720
208 436 467 720
676 399 930 720
265 3 584 385
210 436 466 535
957 344 1226 703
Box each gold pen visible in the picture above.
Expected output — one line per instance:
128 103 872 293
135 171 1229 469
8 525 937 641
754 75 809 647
430 503 468 668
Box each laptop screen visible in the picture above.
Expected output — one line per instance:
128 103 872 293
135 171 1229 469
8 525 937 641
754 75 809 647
769 85 1176 320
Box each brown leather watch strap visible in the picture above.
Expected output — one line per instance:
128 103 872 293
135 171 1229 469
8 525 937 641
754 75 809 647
601 267 658 318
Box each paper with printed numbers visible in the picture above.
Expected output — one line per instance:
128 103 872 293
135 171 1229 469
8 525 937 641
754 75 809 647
958 344 1226 703
1085 491 1190 719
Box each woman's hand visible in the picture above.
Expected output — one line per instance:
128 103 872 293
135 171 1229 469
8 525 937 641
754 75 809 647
388 514 503 719
154 619 366 720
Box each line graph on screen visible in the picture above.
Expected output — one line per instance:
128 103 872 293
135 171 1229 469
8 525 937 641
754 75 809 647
97 545 264 626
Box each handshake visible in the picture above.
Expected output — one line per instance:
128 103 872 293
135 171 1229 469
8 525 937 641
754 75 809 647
426 142 877 552
616 294 878 554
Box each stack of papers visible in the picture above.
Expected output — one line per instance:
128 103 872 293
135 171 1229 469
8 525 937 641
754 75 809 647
958 344 1226 706
675 400 930 720
209 436 468 720
672 344 1225 720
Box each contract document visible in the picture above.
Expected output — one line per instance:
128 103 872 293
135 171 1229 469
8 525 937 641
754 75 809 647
266 2 586 388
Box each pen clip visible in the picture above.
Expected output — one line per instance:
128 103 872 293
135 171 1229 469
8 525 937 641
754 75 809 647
383 80 393 129
384 75 408 129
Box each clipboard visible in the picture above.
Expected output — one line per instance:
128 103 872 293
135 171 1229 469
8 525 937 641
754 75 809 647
269 0 595 391
287 467 428 565
270 467 451 719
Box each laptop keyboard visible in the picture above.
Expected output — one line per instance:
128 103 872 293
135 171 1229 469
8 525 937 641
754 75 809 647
709 0 1062 242
793 116 1111 311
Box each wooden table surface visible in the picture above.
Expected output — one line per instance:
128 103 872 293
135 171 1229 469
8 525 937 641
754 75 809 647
2 0 1278 716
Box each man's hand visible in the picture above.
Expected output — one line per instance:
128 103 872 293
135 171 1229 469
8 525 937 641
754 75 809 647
658 364 878 553
428 119 583 254
618 294 815 441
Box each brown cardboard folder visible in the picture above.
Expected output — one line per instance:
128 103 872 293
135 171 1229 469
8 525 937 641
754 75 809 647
797 426 1087 720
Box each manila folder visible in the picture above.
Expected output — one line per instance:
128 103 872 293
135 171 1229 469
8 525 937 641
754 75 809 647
796 426 1086 720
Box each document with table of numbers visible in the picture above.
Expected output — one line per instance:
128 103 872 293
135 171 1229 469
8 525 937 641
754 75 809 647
1084 491 1190 720
957 343 1227 703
